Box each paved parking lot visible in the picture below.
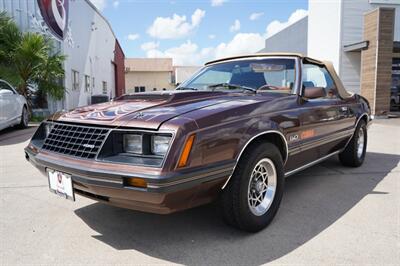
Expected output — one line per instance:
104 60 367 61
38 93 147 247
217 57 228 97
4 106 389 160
1 120 399 265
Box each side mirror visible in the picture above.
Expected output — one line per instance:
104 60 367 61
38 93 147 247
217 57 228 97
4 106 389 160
0 90 14 96
303 87 326 99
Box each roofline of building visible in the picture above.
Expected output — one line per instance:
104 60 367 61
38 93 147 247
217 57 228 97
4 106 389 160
266 15 308 40
83 0 118 40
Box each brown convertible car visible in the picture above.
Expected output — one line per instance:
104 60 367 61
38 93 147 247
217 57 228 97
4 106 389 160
25 53 371 232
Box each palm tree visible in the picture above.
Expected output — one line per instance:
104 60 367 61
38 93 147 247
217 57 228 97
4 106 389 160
0 12 66 110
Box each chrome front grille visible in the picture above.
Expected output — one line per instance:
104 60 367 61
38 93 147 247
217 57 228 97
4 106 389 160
42 123 109 159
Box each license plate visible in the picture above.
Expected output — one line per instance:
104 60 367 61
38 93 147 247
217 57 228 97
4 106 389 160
47 169 75 201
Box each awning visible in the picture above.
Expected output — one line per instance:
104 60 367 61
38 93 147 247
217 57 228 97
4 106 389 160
343 41 369 52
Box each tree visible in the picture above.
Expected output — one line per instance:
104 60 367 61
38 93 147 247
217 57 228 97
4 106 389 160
0 12 66 110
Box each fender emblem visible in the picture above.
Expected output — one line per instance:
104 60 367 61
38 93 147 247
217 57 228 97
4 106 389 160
82 143 95 149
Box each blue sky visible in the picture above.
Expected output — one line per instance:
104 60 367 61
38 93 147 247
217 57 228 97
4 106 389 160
91 0 308 65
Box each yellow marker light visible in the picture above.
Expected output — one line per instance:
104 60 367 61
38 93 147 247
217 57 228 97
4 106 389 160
178 134 196 168
126 177 147 188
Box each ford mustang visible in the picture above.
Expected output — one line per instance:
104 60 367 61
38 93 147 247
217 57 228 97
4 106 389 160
25 53 371 232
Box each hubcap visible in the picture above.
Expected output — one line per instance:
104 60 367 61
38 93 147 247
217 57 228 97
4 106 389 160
357 128 365 158
247 158 277 216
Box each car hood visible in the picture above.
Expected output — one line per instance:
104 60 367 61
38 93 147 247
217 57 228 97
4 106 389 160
55 91 275 130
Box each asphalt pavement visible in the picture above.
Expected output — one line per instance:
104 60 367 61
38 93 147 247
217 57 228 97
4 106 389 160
0 120 399 265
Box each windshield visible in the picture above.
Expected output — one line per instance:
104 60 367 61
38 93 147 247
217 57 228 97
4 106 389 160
179 58 297 94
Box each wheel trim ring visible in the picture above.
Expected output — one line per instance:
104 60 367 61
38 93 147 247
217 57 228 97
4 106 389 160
357 128 364 158
247 158 277 216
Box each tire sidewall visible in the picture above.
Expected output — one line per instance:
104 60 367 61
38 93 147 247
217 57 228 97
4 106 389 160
235 143 284 230
353 120 367 165
20 106 28 128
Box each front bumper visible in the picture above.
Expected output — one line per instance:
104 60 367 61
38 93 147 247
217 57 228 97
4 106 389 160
25 147 234 214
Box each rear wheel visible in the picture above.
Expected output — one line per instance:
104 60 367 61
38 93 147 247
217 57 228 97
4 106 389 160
339 120 367 167
219 142 284 232
17 106 28 129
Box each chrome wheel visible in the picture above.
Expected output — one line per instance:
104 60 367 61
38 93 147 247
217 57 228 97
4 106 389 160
357 128 365 158
247 158 277 216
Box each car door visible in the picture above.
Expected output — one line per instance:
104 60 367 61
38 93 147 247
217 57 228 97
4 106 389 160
285 62 352 171
0 81 18 126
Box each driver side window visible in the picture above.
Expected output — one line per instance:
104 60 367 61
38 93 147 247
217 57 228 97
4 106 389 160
0 81 15 95
302 63 338 99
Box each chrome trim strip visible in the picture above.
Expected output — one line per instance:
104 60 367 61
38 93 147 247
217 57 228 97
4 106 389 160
284 150 341 177
147 167 232 188
289 129 353 155
221 130 288 190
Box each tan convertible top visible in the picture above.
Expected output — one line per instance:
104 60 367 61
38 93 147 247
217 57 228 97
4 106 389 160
205 53 353 99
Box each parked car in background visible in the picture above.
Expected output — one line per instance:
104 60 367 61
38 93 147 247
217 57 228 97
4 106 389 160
390 86 400 111
0 79 28 131
25 53 371 232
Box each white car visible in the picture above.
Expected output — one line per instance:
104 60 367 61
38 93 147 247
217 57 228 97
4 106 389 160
0 79 28 131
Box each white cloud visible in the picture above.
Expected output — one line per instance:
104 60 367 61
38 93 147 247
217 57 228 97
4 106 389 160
230 19 241 32
127 34 140 41
142 9 308 66
112 1 119 8
214 33 265 59
146 40 212 65
266 9 308 37
211 0 228 7
147 9 205 39
249 12 264 21
141 41 160 51
145 33 264 65
90 0 106 11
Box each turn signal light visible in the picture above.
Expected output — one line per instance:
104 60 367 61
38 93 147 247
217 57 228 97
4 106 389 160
178 134 195 168
126 177 147 188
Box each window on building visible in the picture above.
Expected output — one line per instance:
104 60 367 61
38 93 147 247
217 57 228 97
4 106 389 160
72 70 79 90
92 77 95 90
134 86 145 92
153 88 157 91
102 81 107 94
302 63 338 99
84 75 90 92
162 88 166 91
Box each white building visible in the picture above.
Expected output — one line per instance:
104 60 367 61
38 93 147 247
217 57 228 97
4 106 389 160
260 0 400 116
0 0 125 114
174 66 201 85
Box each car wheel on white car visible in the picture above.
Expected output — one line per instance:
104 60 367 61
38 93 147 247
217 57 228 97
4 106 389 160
17 106 28 129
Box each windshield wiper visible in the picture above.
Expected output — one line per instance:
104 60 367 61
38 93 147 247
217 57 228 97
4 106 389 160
207 83 256 93
176 86 198 91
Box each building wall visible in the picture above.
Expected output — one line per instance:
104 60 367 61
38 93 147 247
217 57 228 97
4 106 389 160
114 40 125 97
360 8 395 115
340 0 400 93
174 66 201 85
125 72 175 93
0 0 124 111
307 0 342 70
63 0 117 109
259 16 308 55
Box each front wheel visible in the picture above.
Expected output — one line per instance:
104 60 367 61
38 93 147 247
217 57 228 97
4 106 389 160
339 120 367 167
219 142 284 232
17 106 28 129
